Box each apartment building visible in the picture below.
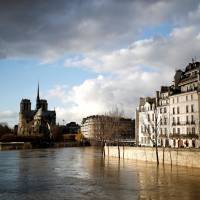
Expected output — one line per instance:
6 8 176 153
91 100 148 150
81 115 135 142
136 61 200 148
137 97 159 147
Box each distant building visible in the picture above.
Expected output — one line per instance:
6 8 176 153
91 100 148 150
65 122 80 134
81 115 135 142
136 61 200 148
18 84 56 137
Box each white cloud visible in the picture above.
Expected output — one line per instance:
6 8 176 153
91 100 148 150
3 0 200 126
48 69 172 124
59 5 200 124
65 24 200 74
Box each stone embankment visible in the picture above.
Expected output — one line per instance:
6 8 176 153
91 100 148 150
0 142 32 150
105 146 200 168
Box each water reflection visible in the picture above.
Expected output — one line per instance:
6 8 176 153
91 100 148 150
0 147 200 200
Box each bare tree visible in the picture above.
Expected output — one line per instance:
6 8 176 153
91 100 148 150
105 107 127 159
141 106 160 165
92 107 129 159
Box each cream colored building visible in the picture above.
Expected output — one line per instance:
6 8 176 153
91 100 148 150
136 61 200 148
81 115 135 142
137 97 159 147
157 87 170 147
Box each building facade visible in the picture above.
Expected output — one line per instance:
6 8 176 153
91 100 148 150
65 122 80 134
18 84 56 137
136 61 200 148
81 115 135 142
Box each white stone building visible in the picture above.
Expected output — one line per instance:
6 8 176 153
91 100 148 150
137 97 160 147
81 115 135 142
136 61 200 148
157 87 170 147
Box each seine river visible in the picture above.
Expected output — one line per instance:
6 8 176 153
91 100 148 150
0 147 200 200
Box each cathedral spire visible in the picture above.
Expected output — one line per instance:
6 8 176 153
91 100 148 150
36 82 40 110
37 82 40 101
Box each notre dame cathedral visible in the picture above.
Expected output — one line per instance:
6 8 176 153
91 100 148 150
17 84 56 137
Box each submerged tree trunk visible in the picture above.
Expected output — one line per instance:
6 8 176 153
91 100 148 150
155 143 159 165
162 146 165 165
117 143 120 159
101 141 105 157
123 145 125 159
155 115 159 166
169 148 172 166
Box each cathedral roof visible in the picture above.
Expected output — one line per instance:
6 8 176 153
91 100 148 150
35 108 44 117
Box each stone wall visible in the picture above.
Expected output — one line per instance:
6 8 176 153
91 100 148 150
0 142 32 151
105 146 200 168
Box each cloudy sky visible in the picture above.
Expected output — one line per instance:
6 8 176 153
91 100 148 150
0 0 200 126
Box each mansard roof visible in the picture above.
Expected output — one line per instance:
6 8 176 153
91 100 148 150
185 61 200 72
160 86 169 93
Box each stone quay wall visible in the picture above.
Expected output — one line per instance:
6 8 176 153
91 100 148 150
0 142 32 151
105 146 200 168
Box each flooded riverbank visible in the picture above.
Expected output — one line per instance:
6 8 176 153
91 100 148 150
0 147 199 200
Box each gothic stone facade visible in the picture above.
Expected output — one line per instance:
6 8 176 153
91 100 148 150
18 85 56 137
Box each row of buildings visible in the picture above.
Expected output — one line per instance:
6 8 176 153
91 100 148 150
136 61 200 148
16 84 134 144
18 61 200 148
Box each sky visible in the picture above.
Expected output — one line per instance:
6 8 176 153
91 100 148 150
0 0 200 127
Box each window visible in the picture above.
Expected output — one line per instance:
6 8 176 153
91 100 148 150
164 107 167 113
173 107 175 114
186 96 188 101
187 127 189 134
177 128 180 134
192 127 195 134
191 94 193 100
164 117 167 125
160 108 162 113
177 107 180 114
160 128 163 134
186 116 189 124
177 117 180 125
191 105 194 112
165 128 167 134
147 114 150 121
173 128 176 134
186 105 189 113
160 118 162 125
152 114 154 121
172 117 175 125
191 115 194 124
